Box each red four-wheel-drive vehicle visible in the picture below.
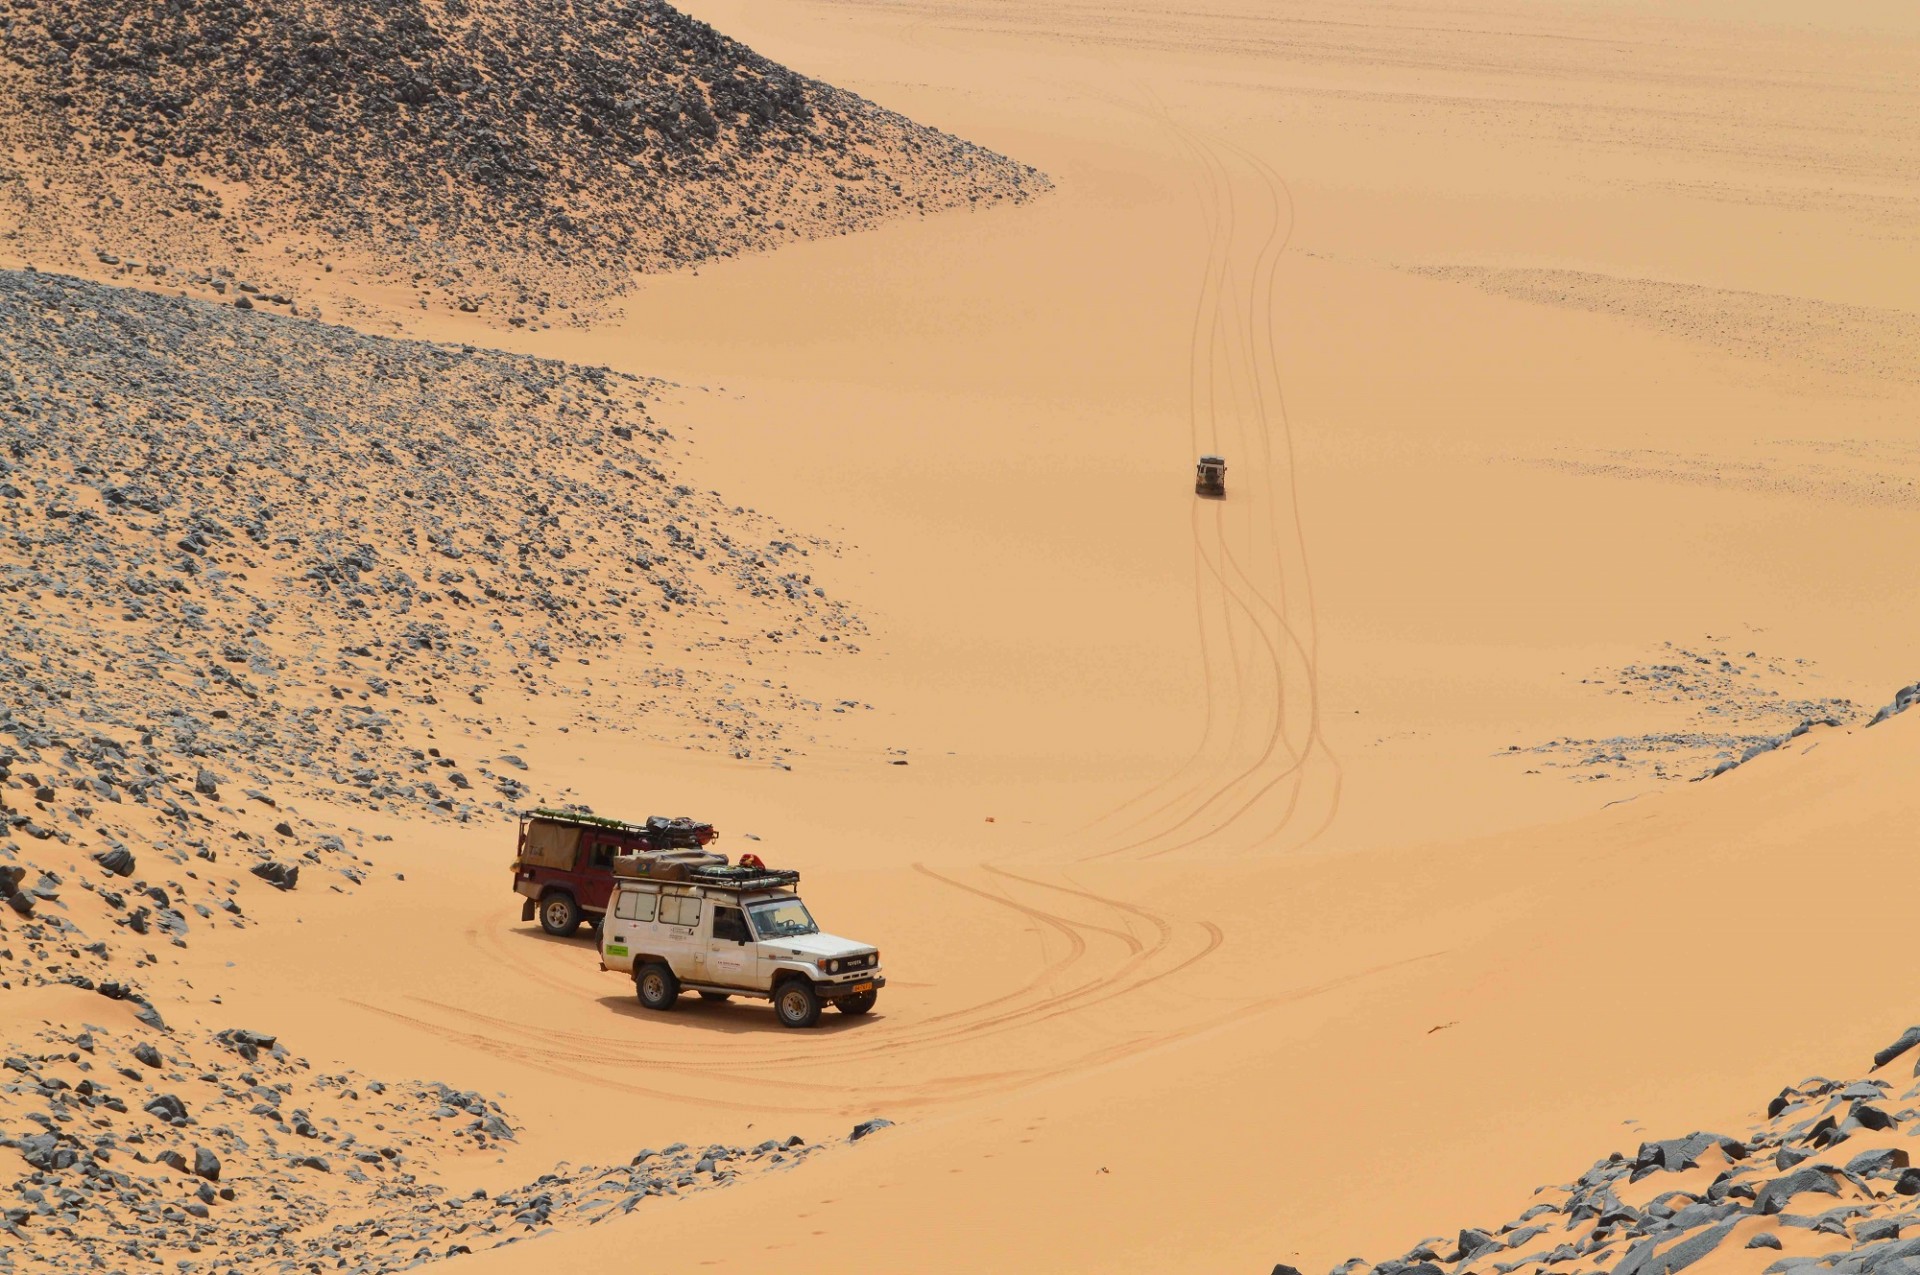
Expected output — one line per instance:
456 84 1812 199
513 808 718 935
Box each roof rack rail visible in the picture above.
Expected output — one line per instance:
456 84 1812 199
523 807 653 835
685 864 800 891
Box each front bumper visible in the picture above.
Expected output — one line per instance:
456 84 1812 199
820 973 885 999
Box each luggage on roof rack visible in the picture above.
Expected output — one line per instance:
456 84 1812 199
612 848 726 881
643 815 714 849
684 863 801 891
612 852 800 890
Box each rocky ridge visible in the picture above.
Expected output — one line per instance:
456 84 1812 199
1286 1025 1920 1275
0 0 1048 326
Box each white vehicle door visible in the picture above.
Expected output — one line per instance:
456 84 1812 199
602 886 656 973
655 890 703 980
704 903 755 987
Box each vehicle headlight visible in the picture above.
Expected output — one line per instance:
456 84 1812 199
829 959 841 973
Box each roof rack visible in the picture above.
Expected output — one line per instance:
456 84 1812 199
522 809 715 845
685 864 800 891
523 808 653 835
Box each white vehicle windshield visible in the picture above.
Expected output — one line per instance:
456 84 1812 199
748 898 818 939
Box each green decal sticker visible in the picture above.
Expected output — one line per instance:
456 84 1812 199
607 944 629 958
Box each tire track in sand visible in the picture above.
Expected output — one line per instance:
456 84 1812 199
1073 94 1323 862
1064 78 1290 854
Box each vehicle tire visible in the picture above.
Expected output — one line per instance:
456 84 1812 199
774 978 822 1029
836 990 878 1016
539 892 581 936
635 963 679 1011
695 991 732 1002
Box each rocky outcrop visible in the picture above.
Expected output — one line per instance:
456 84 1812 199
1294 1026 1920 1275
0 0 1048 324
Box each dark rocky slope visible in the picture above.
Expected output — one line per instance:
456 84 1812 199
0 0 1047 324
0 1012 844 1272
0 266 861 1005
1286 1026 1920 1275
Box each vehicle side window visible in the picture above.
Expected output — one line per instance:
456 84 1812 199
713 906 748 943
589 840 617 870
659 894 701 928
614 890 656 924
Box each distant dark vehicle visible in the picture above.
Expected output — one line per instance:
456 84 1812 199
1196 454 1227 498
513 809 718 936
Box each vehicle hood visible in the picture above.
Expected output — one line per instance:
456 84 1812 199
760 931 873 959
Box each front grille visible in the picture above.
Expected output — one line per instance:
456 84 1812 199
837 953 876 973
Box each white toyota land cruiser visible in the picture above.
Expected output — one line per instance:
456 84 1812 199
598 854 882 1028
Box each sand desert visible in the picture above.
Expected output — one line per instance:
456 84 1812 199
4 0 1920 1272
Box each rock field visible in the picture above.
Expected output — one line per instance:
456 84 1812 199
1506 642 1861 784
0 0 1048 325
0 1 1033 1266
0 263 882 1272
1288 1024 1920 1275
0 266 862 1000
0 1009 846 1273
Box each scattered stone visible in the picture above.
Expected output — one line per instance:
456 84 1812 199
1873 1028 1920 1071
1867 682 1920 727
92 845 136 877
143 1093 188 1123
251 861 300 891
214 1027 278 1062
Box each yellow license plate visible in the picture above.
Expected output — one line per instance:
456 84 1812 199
852 982 874 995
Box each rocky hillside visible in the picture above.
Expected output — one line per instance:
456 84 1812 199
1289 1025 1920 1275
0 998 850 1272
0 0 1047 325
0 266 862 1008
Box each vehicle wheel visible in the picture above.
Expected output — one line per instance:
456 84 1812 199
539 892 581 936
836 991 877 1016
774 979 822 1029
695 991 732 1002
635 963 679 1011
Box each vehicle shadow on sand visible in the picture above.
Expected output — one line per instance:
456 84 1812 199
589 994 880 1035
